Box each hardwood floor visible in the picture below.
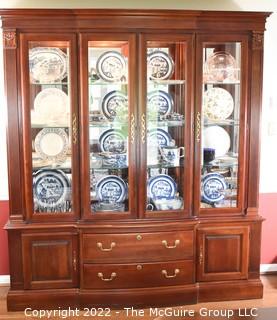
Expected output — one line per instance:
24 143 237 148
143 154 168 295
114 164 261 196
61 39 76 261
0 275 276 319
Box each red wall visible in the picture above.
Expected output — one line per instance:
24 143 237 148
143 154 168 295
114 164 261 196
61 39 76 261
0 195 276 275
0 200 9 275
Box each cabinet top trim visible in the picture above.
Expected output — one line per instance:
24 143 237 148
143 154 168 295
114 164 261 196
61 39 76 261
0 9 271 31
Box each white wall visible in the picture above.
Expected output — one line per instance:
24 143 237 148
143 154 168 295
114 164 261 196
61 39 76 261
0 0 276 200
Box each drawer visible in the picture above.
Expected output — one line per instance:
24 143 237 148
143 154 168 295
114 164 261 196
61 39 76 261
82 260 194 289
82 231 194 263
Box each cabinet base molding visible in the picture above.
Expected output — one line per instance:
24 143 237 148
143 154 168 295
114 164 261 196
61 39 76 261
7 280 263 311
198 279 263 302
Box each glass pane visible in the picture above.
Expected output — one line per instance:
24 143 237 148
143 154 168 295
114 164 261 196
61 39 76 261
88 41 129 213
201 42 241 209
146 42 186 212
29 41 72 213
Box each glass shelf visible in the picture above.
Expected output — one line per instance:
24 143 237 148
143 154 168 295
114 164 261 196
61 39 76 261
30 82 69 86
204 119 240 126
204 81 240 85
91 165 128 170
89 81 128 86
147 163 183 169
32 123 69 128
203 162 238 169
148 120 185 127
148 79 186 85
89 121 128 128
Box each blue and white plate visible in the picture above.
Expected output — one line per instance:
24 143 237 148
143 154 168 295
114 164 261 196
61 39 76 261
201 172 227 203
148 128 172 147
96 175 127 203
96 51 126 82
147 174 177 200
147 90 173 115
147 51 174 80
99 129 127 153
101 90 128 119
33 169 70 208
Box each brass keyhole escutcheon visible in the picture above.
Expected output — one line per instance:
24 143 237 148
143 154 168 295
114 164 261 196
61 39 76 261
136 235 142 240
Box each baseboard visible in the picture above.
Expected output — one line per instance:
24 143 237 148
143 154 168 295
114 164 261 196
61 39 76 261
0 275 10 286
260 264 277 274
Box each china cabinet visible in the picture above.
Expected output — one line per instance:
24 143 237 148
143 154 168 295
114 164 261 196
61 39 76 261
1 9 270 310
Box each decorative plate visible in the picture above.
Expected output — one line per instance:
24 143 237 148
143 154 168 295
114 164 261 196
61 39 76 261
101 90 128 119
34 88 69 121
147 51 174 80
99 129 127 153
148 128 172 147
147 174 176 200
147 90 173 115
204 51 238 83
203 126 231 157
34 128 69 163
202 172 227 203
96 51 126 82
33 169 70 208
203 87 234 120
29 47 67 83
96 175 127 203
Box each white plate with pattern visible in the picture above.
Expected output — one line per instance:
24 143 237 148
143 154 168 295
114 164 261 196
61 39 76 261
203 125 231 157
203 87 234 120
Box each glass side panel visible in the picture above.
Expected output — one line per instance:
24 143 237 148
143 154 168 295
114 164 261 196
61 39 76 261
29 41 72 213
88 41 130 213
201 42 241 209
145 42 186 213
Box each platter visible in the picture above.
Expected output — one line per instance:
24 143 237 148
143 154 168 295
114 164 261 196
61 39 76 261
147 174 176 200
147 90 173 115
34 88 69 121
33 169 70 208
201 172 227 203
29 47 67 83
203 87 234 120
96 175 127 203
147 128 172 147
34 128 69 163
203 125 231 157
99 129 127 153
147 51 174 80
101 90 128 119
96 51 126 82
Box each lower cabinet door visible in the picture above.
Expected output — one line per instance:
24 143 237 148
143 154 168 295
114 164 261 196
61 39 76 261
197 226 249 282
22 232 78 289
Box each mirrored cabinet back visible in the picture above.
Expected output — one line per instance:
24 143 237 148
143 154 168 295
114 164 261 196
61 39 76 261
0 9 270 310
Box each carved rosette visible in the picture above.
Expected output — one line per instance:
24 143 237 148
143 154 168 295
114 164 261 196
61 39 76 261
3 31 17 49
252 32 264 50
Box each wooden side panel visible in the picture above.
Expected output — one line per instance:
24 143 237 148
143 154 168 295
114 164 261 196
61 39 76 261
197 226 249 281
22 233 78 289
3 29 24 221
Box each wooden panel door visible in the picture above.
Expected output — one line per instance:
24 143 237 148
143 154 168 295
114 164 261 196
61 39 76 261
22 232 78 289
197 226 249 281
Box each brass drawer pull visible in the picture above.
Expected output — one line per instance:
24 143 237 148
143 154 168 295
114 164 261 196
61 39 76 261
98 272 117 282
97 242 116 252
162 239 180 249
162 269 180 279
73 250 77 272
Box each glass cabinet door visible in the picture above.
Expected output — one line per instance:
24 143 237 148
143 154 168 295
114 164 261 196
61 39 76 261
196 35 248 214
140 35 193 218
80 34 136 218
21 34 79 220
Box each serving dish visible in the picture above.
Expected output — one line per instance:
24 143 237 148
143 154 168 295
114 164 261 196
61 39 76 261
147 50 174 80
96 175 127 203
99 129 127 153
29 47 67 83
34 128 69 163
201 172 227 203
147 174 176 200
203 87 234 120
96 51 126 82
33 169 70 209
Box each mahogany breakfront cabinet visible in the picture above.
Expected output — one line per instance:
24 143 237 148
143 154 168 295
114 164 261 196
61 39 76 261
1 9 270 310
